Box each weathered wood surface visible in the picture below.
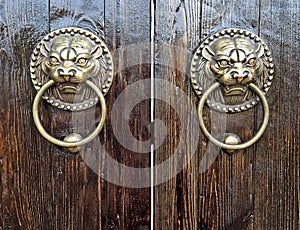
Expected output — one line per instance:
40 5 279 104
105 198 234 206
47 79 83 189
0 0 150 229
0 0 299 229
154 0 300 229
254 0 300 229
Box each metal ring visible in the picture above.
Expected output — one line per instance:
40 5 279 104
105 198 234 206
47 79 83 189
33 80 106 148
198 82 269 150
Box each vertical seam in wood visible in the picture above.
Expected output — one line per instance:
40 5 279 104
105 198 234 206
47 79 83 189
150 1 155 229
200 0 203 39
253 1 262 228
48 0 51 32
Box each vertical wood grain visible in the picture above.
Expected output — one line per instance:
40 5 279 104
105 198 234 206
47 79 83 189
153 0 195 229
154 0 261 229
103 0 151 228
48 0 151 228
198 1 260 228
0 0 51 228
0 0 151 229
48 1 107 228
0 0 300 229
254 0 300 229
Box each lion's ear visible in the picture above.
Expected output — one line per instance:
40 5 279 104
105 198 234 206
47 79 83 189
40 43 50 57
202 46 215 61
91 45 103 59
255 44 264 58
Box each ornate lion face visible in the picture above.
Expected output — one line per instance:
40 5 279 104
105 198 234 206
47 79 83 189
202 37 265 104
42 35 102 93
39 34 104 103
191 29 274 113
30 28 114 111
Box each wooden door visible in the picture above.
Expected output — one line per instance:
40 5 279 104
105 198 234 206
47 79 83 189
154 0 300 229
0 0 299 229
0 0 151 229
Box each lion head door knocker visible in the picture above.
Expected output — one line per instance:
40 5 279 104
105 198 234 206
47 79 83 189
191 28 274 152
30 27 114 153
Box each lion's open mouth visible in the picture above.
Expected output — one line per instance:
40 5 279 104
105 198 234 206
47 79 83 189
57 82 82 93
223 84 248 96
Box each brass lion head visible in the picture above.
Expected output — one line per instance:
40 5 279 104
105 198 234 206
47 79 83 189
41 35 102 94
30 28 114 111
191 29 274 113
203 37 265 100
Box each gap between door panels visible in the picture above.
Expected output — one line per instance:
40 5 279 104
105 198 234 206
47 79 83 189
150 0 155 229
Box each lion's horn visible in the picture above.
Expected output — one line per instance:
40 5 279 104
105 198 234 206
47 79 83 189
202 46 215 61
91 45 103 59
255 44 264 58
40 43 50 57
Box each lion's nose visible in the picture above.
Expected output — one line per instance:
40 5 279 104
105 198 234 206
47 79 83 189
230 70 250 83
57 69 76 81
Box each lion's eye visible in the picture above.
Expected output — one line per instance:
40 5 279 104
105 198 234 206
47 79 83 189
50 57 59 64
77 58 88 65
219 60 229 67
247 58 256 66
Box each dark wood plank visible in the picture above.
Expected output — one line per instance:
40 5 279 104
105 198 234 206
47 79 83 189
153 0 192 228
0 0 52 229
154 0 260 229
254 0 300 229
199 0 260 228
49 0 151 229
48 1 107 228
103 0 151 229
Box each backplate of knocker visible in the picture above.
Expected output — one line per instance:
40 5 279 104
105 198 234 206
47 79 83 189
190 28 274 152
30 27 114 153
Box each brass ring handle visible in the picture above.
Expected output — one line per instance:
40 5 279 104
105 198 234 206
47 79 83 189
198 82 269 151
33 80 106 152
